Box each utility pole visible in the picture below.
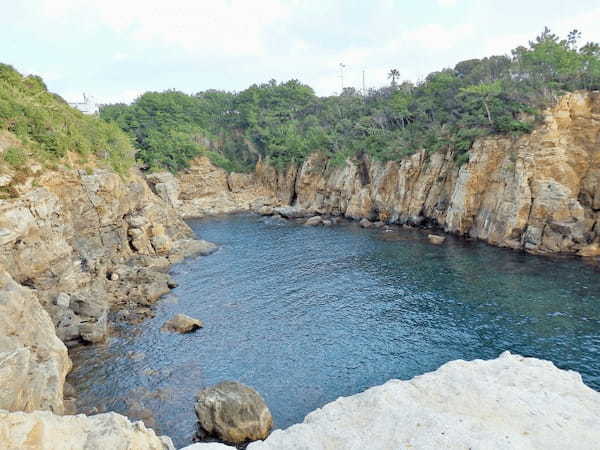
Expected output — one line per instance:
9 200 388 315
362 70 366 97
339 63 346 92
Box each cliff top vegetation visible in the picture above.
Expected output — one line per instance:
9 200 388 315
100 29 600 172
0 64 135 175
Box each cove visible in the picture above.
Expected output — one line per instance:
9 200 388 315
68 214 600 448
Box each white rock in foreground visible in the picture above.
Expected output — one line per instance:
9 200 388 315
184 352 600 450
0 410 174 450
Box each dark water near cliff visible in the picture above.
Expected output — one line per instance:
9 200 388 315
69 215 600 448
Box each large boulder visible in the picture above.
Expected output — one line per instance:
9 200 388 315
0 410 174 450
161 314 203 333
195 381 272 444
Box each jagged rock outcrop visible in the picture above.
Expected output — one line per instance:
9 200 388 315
0 410 174 450
0 166 197 347
0 270 70 414
183 352 600 450
171 156 278 217
0 162 214 416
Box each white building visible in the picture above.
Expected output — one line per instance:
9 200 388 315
68 93 99 115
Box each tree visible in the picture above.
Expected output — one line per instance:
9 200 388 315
387 69 400 87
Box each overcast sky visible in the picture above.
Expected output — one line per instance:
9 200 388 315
3 0 600 104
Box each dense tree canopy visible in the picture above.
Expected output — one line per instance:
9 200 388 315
100 29 600 173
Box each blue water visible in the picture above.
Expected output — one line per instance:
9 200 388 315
68 214 600 448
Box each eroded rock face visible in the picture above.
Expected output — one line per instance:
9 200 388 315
0 270 70 414
174 157 279 217
0 410 174 450
195 381 273 444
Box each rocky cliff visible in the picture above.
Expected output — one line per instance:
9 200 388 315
170 91 600 257
0 160 210 415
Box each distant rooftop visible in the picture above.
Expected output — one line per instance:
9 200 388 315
68 93 99 115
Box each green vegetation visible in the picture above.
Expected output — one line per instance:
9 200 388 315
101 28 600 173
0 64 135 175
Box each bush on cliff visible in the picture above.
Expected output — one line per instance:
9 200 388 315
0 64 135 175
100 28 600 173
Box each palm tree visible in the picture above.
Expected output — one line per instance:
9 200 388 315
388 69 400 87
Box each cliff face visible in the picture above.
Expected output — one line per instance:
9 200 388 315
279 91 600 255
0 163 205 414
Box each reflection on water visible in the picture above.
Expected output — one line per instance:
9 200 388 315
68 214 600 448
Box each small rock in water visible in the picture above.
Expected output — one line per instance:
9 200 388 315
128 351 146 361
428 234 446 244
359 218 373 228
257 205 274 216
322 219 332 226
161 314 203 333
373 221 385 228
304 215 323 226
195 381 272 444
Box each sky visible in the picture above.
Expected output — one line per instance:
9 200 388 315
2 0 600 104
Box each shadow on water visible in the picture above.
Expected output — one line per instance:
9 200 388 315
68 214 600 448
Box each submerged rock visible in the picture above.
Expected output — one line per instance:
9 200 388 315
195 381 273 444
257 205 274 216
359 218 373 228
428 234 446 244
161 314 203 333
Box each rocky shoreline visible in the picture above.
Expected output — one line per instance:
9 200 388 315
1 91 600 448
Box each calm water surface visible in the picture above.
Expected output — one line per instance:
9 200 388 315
68 215 600 448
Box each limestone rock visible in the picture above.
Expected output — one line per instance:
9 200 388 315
195 381 273 444
245 352 600 450
304 216 323 226
428 234 446 244
359 218 373 228
161 314 203 333
0 271 70 414
257 205 274 216
273 206 308 219
0 410 174 450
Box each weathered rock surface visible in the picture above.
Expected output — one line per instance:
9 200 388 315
161 314 203 333
304 215 323 226
428 234 446 244
0 270 70 414
174 156 278 217
0 162 216 415
215 352 598 450
0 410 174 450
195 381 273 444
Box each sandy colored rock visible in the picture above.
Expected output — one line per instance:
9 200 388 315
245 352 600 450
195 381 273 444
304 216 323 226
0 410 174 450
428 234 446 244
161 314 203 333
0 270 70 414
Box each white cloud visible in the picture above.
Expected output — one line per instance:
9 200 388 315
437 0 457 6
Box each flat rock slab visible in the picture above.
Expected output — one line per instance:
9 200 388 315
185 352 600 449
